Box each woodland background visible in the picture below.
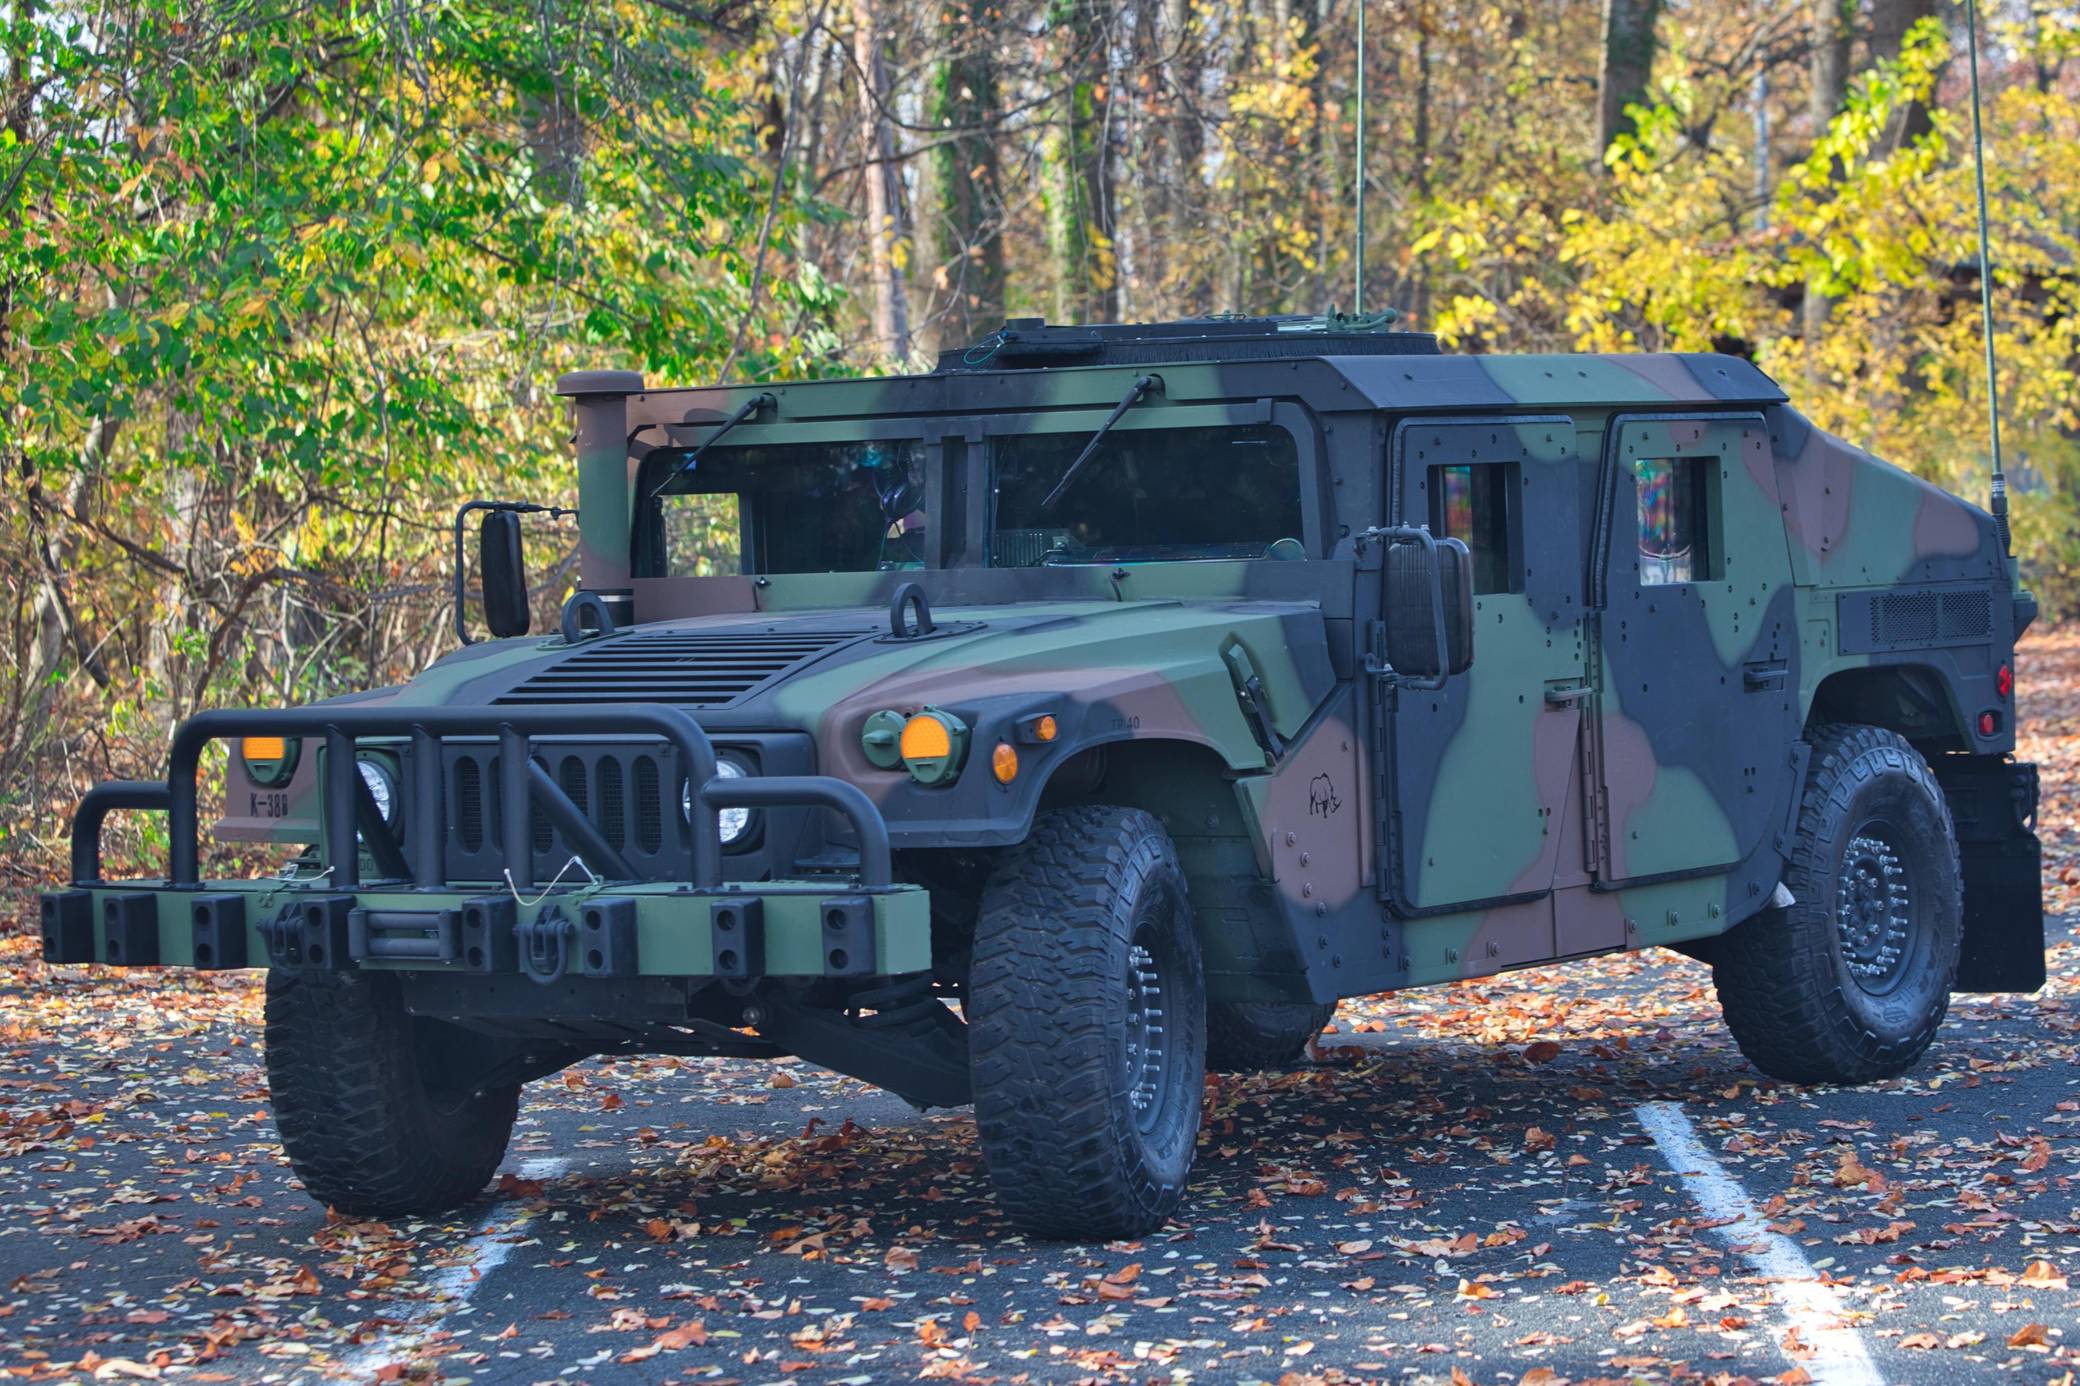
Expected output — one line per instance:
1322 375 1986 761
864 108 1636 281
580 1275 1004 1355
3 0 2078 874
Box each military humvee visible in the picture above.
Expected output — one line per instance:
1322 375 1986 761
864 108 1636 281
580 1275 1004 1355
43 315 2045 1240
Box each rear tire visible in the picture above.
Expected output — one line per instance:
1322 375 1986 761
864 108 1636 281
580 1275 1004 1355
969 806 1207 1241
265 969 519 1216
1206 999 1334 1072
1713 723 1961 1085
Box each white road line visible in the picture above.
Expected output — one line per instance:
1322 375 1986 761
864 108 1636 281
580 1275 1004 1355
1636 1102 1884 1386
330 1156 568 1382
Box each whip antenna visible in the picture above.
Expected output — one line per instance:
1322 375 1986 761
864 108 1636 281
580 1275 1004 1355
1354 0 1366 314
1964 0 2010 555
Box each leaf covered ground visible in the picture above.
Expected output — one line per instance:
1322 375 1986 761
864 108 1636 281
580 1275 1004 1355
1 636 2077 1385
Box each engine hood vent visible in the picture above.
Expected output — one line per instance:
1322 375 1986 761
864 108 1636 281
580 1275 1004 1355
494 627 871 709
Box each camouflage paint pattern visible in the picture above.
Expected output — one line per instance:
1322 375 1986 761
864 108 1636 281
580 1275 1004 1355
95 322 2029 1010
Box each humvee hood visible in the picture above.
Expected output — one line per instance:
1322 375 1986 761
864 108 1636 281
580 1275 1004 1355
390 598 1338 771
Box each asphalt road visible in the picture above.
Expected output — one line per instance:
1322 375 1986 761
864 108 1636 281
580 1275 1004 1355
0 912 2074 1386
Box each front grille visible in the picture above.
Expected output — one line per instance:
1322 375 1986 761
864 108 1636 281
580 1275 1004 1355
456 755 485 852
495 628 869 709
442 742 690 882
634 755 662 853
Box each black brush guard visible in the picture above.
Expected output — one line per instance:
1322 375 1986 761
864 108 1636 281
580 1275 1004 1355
66 704 892 892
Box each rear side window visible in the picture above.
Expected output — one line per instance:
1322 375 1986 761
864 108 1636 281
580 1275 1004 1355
1635 457 1717 585
990 423 1303 566
1430 463 1521 595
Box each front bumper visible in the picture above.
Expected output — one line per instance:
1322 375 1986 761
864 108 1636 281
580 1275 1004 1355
42 702 930 986
40 878 928 981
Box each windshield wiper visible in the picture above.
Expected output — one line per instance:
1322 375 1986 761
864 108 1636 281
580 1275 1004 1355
643 392 775 504
1040 374 1161 512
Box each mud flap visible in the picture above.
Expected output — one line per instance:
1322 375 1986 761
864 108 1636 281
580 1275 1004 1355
1937 756 2045 994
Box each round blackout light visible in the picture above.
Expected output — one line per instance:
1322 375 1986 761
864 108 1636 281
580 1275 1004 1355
683 757 752 845
356 757 399 825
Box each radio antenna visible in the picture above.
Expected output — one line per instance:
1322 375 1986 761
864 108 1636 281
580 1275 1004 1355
1963 0 2010 555
1354 0 1366 314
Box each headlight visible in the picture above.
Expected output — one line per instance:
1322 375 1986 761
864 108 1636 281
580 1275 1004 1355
356 757 398 825
682 757 752 845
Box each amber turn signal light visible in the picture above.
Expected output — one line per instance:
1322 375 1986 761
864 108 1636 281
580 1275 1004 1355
991 742 1019 784
1015 712 1059 745
898 708 969 786
243 735 288 762
240 735 300 787
900 713 952 760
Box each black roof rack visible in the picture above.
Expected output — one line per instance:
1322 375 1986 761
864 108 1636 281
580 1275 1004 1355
935 313 1442 372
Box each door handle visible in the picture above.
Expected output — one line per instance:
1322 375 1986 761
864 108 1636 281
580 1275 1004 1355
1543 682 1592 706
1743 660 1789 691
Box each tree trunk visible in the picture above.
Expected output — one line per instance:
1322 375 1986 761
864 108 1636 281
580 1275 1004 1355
1802 0 1855 346
851 0 911 362
921 0 1005 351
1808 0 1853 143
1081 24 1117 325
1870 0 1939 149
1158 0 1205 313
1043 0 1113 324
9 419 118 781
1597 0 1664 153
1410 19 1433 327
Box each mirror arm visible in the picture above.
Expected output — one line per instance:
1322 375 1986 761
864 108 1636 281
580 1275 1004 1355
453 499 578 646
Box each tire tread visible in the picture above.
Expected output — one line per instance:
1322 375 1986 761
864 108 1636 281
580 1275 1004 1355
1714 722 1961 1085
968 806 1204 1240
265 969 516 1216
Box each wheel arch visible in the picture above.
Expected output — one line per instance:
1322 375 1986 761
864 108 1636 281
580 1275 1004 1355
1034 733 1323 1007
1806 660 1972 752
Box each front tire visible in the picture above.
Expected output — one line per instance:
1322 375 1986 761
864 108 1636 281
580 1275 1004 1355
265 969 519 1216
1713 723 1962 1085
968 807 1207 1241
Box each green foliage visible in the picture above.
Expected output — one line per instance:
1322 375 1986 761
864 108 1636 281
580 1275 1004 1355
0 0 810 853
1561 17 2080 609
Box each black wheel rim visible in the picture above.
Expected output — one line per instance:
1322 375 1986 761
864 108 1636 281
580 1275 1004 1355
1123 934 1171 1133
1836 820 1917 995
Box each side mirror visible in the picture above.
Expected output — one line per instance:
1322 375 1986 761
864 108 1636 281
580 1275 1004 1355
480 510 531 639
1384 534 1474 683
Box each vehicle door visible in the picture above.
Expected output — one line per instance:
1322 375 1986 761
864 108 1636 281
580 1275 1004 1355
1379 416 1590 949
1587 413 1800 890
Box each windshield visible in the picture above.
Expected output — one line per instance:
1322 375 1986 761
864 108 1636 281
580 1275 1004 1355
990 422 1303 566
638 439 928 576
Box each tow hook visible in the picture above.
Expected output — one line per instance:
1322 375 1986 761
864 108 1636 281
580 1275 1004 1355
514 904 576 985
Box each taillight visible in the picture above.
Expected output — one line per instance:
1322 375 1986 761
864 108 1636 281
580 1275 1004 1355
1996 662 2013 699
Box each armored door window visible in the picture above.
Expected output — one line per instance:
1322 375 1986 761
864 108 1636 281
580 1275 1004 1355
1429 463 1521 595
1634 456 1718 585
